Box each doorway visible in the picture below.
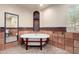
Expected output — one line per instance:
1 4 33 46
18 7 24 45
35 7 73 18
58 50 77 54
4 12 19 43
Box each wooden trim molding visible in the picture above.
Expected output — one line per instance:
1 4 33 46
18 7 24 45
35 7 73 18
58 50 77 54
0 27 66 32
18 27 66 32
0 27 5 32
40 27 66 32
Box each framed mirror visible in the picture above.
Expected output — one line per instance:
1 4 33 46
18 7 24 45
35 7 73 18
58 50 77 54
4 12 19 43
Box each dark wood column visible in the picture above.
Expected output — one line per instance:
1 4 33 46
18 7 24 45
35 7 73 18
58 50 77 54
46 38 49 44
26 38 28 50
40 38 42 50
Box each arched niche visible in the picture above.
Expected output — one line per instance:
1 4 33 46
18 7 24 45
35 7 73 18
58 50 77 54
33 11 40 31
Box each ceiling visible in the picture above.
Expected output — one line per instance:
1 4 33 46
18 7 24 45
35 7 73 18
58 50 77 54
18 4 53 11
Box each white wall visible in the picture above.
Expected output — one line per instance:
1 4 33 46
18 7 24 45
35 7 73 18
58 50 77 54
0 4 69 28
40 5 68 27
0 4 33 27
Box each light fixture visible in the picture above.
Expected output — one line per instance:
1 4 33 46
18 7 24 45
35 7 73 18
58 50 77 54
40 4 43 7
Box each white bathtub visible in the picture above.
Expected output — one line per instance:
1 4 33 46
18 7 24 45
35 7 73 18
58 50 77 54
20 33 49 46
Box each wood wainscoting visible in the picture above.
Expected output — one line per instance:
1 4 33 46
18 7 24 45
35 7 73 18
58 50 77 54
74 33 79 54
1 27 79 54
52 32 74 53
0 27 66 50
64 32 74 53
0 27 4 50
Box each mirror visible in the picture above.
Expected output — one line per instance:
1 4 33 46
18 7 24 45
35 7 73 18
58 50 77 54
6 14 18 27
5 12 19 43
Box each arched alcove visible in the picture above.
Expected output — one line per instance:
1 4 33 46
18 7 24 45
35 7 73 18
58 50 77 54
33 11 40 31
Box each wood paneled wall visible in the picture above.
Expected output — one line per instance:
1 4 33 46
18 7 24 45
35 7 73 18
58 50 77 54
1 27 79 54
64 32 74 53
74 33 79 53
0 32 4 50
52 32 79 54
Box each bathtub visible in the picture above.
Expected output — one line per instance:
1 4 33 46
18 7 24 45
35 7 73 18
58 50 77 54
20 33 49 50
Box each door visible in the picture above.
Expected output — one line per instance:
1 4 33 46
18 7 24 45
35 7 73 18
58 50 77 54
4 12 19 43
